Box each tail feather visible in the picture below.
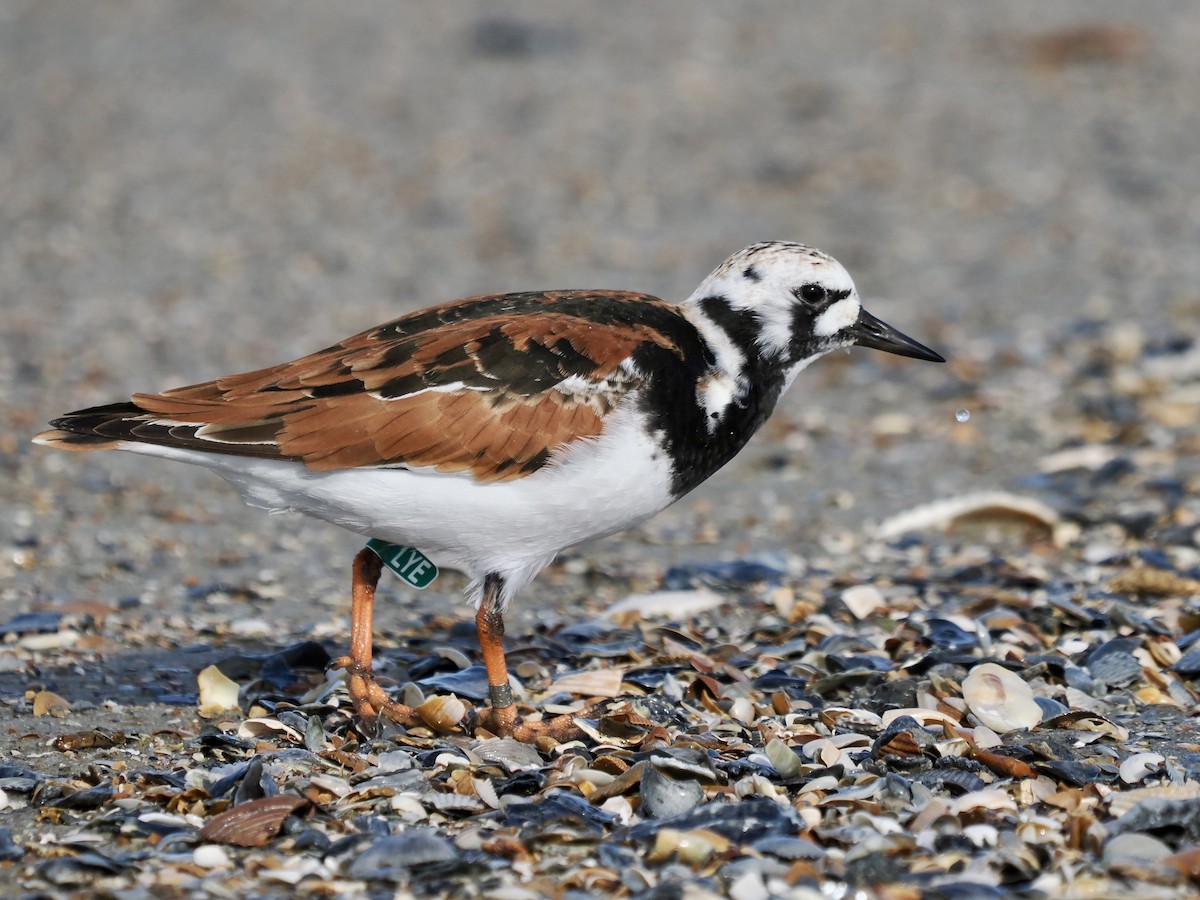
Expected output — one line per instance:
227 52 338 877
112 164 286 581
33 402 144 451
32 401 284 460
32 428 123 451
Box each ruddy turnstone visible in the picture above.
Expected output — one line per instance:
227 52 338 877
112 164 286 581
35 241 943 740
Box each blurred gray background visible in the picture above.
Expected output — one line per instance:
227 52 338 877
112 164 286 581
3 3 1199 630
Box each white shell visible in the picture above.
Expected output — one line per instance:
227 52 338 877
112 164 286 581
961 663 1043 733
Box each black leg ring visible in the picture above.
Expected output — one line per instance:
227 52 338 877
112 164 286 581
489 682 514 709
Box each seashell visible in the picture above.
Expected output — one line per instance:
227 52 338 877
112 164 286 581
192 844 233 869
1085 638 1143 688
800 776 842 796
31 690 71 718
925 618 978 651
640 765 705 819
415 695 467 733
627 797 806 845
307 774 350 799
303 714 326 752
1163 845 1200 880
197 795 309 847
1103 832 1173 866
961 663 1042 733
472 777 500 810
915 768 986 795
1107 782 1200 818
733 775 781 800
345 830 459 879
953 788 1017 815
829 732 872 750
1040 710 1130 741
238 716 304 742
1147 638 1182 668
969 725 1002 750
1036 759 1106 787
880 708 960 731
417 666 492 702
874 491 1078 547
471 738 545 773
1119 752 1166 785
1174 644 1200 676
727 696 756 725
961 823 999 848
871 715 936 763
751 836 825 860
547 669 625 698
389 793 429 821
933 738 971 759
1109 567 1200 598
821 707 885 731
1016 815 1065 845
646 827 730 865
603 590 723 620
1037 444 1119 473
802 739 844 767
647 747 720 781
840 584 884 620
764 739 804 779
1033 696 1069 720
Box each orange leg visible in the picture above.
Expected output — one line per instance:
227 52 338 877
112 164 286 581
332 547 421 730
474 574 588 743
334 554 589 742
475 574 519 734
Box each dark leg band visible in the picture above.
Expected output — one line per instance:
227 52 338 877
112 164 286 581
489 682 514 709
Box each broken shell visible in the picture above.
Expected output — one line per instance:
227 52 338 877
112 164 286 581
604 590 723 620
547 669 625 698
1085 638 1144 688
954 789 1017 815
764 739 804 779
197 665 241 717
647 827 731 865
1108 783 1200 818
1118 752 1166 785
880 708 960 730
1147 638 1183 668
874 491 1078 547
640 765 705 819
961 663 1042 733
727 696 756 725
415 695 467 733
840 584 885 620
31 690 71 718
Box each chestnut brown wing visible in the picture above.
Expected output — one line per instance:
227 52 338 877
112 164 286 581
39 291 686 482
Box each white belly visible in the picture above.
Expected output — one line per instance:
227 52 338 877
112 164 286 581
117 405 676 595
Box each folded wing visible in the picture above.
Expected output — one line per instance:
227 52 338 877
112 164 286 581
36 291 684 483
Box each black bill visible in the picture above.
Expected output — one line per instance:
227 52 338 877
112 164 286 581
849 309 945 362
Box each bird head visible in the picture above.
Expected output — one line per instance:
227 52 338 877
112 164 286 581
687 241 943 376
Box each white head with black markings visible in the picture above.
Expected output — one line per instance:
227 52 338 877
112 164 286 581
684 241 943 388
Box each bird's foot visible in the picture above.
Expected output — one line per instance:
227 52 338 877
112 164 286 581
332 656 422 730
474 702 594 744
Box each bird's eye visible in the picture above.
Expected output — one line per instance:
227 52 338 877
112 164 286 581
796 283 827 305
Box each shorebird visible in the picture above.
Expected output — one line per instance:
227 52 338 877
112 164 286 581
35 241 944 740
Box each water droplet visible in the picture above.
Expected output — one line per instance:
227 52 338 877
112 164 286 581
955 409 971 423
